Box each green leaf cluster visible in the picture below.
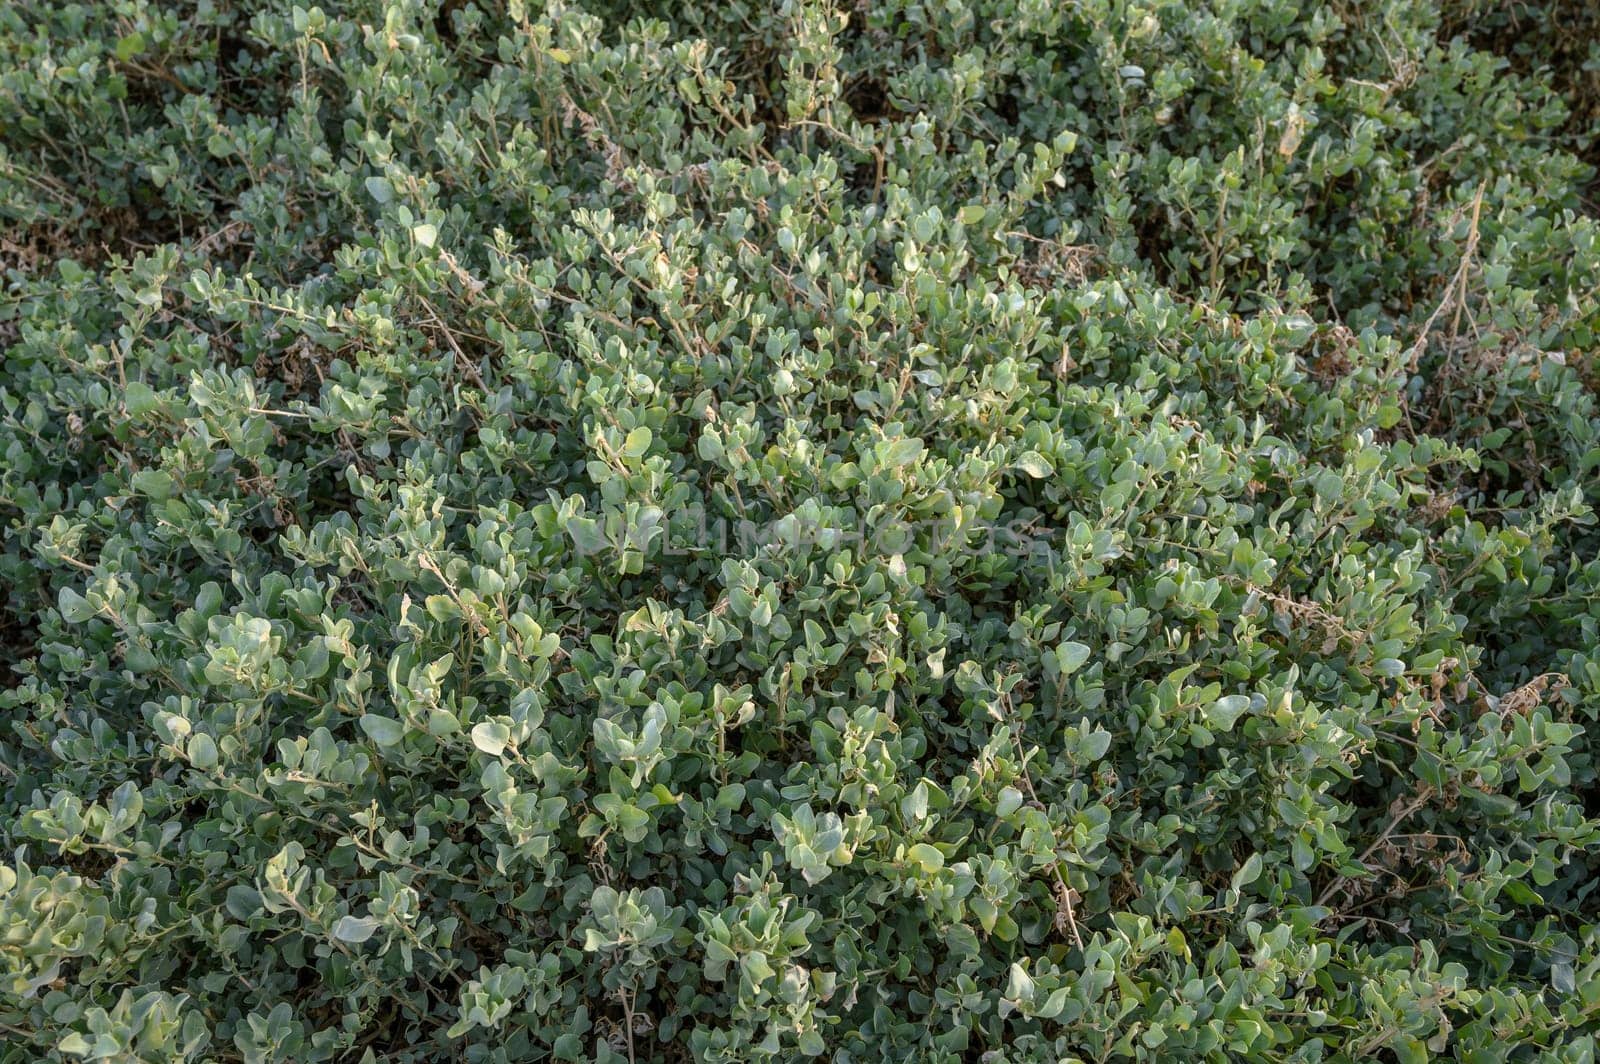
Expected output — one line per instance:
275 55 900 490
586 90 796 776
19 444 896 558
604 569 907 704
1 0 1599 1060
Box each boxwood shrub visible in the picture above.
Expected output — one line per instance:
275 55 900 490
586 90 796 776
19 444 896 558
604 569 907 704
2 0 1599 1060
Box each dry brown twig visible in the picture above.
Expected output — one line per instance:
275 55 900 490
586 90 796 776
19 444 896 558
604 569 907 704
1317 785 1435 910
1004 229 1099 288
1405 183 1486 373
1247 582 1365 655
998 685 1085 949
1486 672 1567 718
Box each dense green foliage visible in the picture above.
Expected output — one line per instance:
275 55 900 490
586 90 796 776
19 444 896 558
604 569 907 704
2 0 1600 1059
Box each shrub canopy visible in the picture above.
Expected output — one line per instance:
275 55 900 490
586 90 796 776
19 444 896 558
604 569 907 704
2 0 1599 1061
